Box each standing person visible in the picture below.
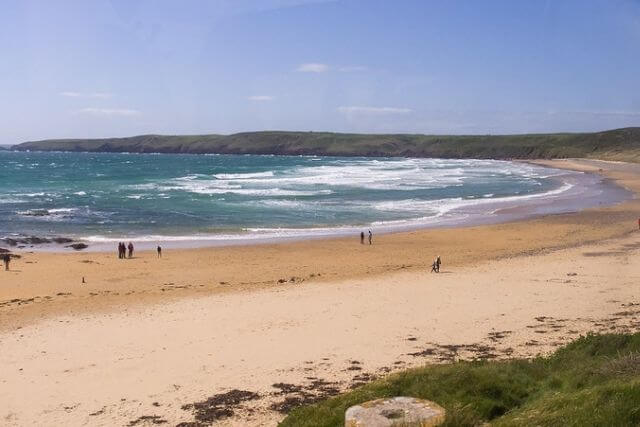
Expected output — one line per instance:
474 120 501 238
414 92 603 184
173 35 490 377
430 260 438 273
157 245 162 258
368 229 372 245
118 242 123 259
128 242 134 258
360 231 364 245
436 255 441 273
3 254 10 271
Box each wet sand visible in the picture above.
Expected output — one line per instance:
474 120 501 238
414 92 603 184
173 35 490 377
1 159 640 425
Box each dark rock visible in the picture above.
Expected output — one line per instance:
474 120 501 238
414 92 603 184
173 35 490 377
52 237 74 244
4 236 52 246
66 243 88 250
23 236 51 244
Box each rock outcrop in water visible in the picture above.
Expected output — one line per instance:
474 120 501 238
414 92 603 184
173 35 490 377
2 236 87 250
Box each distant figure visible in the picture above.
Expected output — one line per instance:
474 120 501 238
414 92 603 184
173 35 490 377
128 242 134 258
360 232 365 245
430 260 438 273
117 242 123 259
368 230 372 245
3 254 10 271
436 255 441 273
157 245 162 258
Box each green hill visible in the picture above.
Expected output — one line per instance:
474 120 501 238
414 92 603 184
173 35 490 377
12 127 640 161
280 333 640 427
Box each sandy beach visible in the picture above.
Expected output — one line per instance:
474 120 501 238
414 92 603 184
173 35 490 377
1 158 640 426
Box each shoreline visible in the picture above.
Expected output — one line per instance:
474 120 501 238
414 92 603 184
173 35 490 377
1 159 639 333
3 159 632 253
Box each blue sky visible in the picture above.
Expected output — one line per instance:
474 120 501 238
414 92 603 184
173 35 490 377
1 0 639 144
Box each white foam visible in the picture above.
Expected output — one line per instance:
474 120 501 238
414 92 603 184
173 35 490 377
17 192 46 197
213 171 275 179
0 197 26 204
48 208 76 213
372 182 573 216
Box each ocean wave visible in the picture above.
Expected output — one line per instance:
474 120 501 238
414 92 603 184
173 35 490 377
17 207 77 218
213 171 275 179
0 196 27 204
177 186 332 196
48 208 77 213
16 192 47 197
120 159 561 202
372 182 573 215
148 178 334 196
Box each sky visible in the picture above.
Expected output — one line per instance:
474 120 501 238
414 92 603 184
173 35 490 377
0 0 639 144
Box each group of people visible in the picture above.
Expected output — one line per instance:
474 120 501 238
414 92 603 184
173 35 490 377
116 242 164 259
431 255 442 273
117 242 134 259
359 230 373 245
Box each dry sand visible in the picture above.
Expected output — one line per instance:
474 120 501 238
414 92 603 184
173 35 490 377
1 158 640 426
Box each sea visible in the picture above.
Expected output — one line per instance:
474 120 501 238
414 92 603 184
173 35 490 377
0 151 630 250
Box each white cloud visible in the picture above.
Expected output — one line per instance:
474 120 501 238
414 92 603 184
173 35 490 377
338 106 413 115
296 63 328 73
61 91 113 99
76 107 141 116
248 95 275 101
338 65 367 72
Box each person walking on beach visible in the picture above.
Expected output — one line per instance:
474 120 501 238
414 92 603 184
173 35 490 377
157 245 162 258
430 260 438 273
128 242 134 258
436 255 441 273
3 254 10 271
117 242 123 259
368 230 372 245
360 231 365 244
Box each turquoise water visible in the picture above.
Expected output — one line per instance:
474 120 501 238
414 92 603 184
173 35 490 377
0 151 620 246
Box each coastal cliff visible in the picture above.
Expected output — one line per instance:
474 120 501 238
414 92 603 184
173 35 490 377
12 127 640 161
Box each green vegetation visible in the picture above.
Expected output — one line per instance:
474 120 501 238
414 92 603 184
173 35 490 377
12 127 640 161
280 333 640 426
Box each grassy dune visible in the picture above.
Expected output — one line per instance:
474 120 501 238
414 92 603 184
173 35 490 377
13 127 640 161
279 333 640 426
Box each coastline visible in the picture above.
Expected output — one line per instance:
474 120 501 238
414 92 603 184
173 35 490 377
1 159 639 333
1 158 640 426
3 158 631 253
